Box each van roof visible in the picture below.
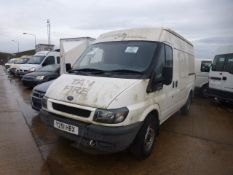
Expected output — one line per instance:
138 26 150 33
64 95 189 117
95 27 194 55
34 51 50 56
96 27 192 46
34 51 60 57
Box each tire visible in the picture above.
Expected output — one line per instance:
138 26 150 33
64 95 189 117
130 114 158 159
200 85 209 98
181 92 192 115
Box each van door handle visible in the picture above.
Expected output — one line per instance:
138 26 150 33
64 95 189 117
172 81 175 88
172 81 178 88
222 77 227 80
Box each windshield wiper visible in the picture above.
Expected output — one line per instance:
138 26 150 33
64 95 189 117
69 68 106 74
108 69 143 74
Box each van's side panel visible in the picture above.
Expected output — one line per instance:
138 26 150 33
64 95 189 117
161 30 195 112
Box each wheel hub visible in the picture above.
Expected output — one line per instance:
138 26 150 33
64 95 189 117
144 126 155 152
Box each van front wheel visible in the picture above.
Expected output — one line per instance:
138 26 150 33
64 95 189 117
130 115 158 159
181 93 192 115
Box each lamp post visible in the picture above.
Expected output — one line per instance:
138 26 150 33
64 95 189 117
23 32 37 49
11 40 19 53
47 19 51 44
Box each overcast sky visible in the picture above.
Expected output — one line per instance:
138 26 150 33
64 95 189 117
0 0 232 58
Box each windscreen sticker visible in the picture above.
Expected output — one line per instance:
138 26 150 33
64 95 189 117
125 46 139 54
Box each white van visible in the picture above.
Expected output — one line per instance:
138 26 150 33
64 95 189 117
17 51 60 77
195 58 212 97
209 52 233 102
40 28 195 159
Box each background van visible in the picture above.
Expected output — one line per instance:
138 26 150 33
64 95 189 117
209 51 233 102
195 58 212 97
17 51 60 77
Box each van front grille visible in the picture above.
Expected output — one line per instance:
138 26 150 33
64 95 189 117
52 103 91 118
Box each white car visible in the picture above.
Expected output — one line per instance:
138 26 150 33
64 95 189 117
195 58 212 97
40 27 195 159
209 51 233 102
5 58 18 70
8 56 31 76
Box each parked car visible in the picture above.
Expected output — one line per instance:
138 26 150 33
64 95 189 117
31 80 53 111
5 58 18 70
9 56 31 76
209 51 233 102
22 64 60 87
39 27 195 159
194 58 212 97
16 51 60 77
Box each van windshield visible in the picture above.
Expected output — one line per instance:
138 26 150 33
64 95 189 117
27 56 45 64
72 41 158 75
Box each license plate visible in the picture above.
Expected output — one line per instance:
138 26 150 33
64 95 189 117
54 120 79 135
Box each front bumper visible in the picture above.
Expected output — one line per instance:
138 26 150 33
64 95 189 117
40 110 142 153
208 88 233 102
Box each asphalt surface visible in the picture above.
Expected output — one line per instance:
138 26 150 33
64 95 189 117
1 66 233 175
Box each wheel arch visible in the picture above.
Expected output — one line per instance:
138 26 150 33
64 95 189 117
140 106 160 135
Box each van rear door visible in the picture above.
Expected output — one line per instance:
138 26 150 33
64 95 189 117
209 55 226 91
221 54 233 93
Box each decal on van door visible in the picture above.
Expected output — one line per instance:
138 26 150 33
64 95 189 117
63 78 95 96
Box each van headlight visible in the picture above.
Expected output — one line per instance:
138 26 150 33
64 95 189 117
36 76 45 80
42 97 48 109
93 107 129 124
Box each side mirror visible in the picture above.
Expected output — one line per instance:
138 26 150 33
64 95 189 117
162 67 172 85
146 73 164 93
66 63 72 72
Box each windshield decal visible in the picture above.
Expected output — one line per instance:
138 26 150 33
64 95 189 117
125 46 139 54
63 78 95 96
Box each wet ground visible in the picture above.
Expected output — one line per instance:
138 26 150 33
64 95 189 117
1 66 233 175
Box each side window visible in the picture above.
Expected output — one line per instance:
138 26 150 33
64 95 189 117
165 45 173 68
224 54 233 74
57 56 60 64
42 56 55 66
153 44 173 84
212 55 225 71
154 45 165 81
201 61 211 72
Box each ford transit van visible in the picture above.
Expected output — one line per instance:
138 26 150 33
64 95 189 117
195 58 212 97
40 28 195 159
